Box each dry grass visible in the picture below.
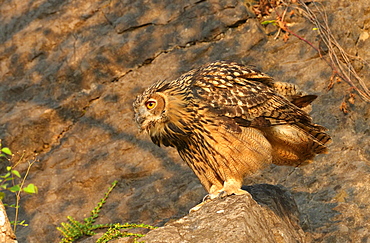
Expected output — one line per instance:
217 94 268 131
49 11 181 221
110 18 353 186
297 0 370 103
259 0 370 107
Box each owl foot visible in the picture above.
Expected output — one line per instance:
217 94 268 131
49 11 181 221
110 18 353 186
189 192 221 213
189 189 248 213
228 188 248 196
213 188 248 198
189 200 208 213
202 191 228 201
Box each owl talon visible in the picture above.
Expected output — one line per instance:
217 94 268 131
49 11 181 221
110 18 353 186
202 194 212 202
202 191 221 202
216 188 248 198
190 189 245 213
217 190 228 198
191 191 226 213
189 201 208 213
202 189 239 202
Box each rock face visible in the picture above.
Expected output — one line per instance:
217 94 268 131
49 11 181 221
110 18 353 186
140 184 307 243
0 0 369 242
0 201 17 243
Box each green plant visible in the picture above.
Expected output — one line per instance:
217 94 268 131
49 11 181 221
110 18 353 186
261 19 277 26
57 180 156 243
0 141 38 232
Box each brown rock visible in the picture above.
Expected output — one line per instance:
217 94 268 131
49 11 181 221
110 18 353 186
0 201 17 243
0 0 369 242
140 184 307 243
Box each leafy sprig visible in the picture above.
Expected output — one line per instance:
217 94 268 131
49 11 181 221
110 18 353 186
0 141 38 232
57 180 156 242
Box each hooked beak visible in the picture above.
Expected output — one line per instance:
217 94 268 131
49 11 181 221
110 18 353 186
134 115 145 132
134 106 149 132
135 114 144 127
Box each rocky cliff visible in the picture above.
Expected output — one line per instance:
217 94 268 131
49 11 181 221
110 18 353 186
0 0 369 242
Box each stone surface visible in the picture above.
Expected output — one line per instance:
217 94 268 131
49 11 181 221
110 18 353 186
0 201 17 243
140 184 307 243
0 0 369 242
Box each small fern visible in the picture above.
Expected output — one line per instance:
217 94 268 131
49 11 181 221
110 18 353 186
96 223 153 243
57 180 156 242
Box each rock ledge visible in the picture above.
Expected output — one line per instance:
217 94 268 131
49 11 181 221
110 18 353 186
139 184 307 243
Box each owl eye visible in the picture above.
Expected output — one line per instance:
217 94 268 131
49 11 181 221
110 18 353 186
145 99 157 110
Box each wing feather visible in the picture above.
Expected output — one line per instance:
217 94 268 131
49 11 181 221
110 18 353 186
191 61 311 126
188 61 331 149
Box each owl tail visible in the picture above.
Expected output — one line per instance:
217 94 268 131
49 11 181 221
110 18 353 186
294 122 332 155
264 122 332 167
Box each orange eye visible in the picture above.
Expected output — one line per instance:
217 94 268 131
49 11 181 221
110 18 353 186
145 100 157 110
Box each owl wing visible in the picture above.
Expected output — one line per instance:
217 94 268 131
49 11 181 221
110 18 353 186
191 61 313 130
190 61 331 157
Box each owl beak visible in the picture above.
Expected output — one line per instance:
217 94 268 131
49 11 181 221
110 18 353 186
135 116 144 127
134 107 148 132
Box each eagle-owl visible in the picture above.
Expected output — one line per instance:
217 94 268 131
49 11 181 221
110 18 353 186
133 61 331 205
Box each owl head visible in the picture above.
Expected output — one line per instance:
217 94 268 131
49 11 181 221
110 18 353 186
133 79 192 147
133 91 168 133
